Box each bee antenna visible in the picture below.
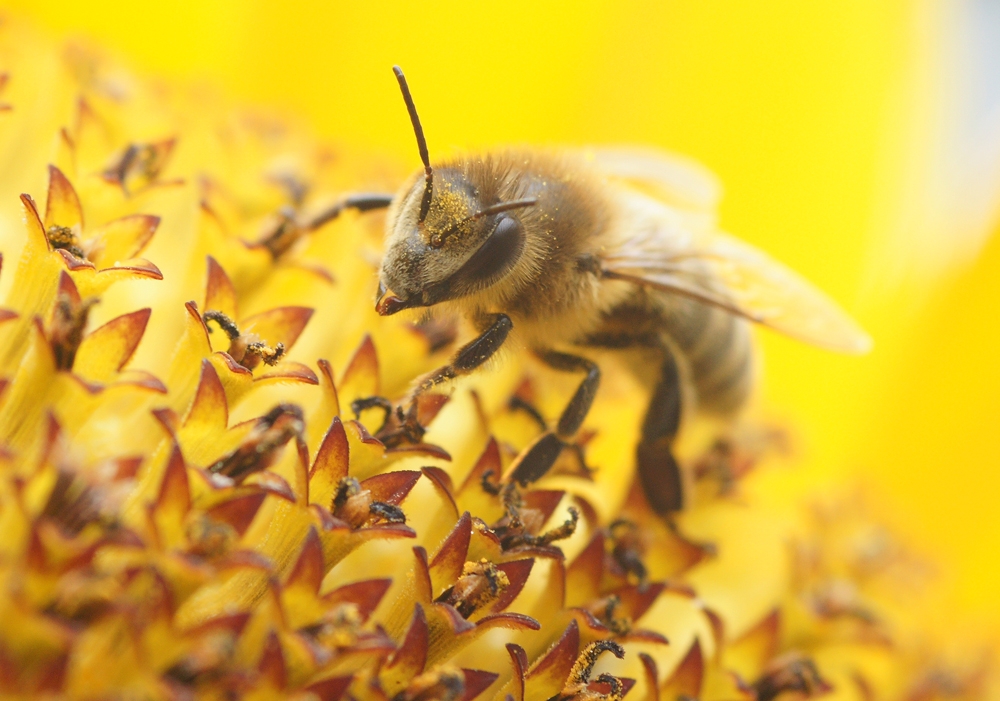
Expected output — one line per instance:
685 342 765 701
469 197 539 221
393 66 433 223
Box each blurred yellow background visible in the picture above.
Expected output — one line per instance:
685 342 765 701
6 0 998 629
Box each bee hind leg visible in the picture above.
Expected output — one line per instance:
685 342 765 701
509 350 600 485
636 352 684 514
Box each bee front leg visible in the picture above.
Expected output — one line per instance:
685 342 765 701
509 350 600 486
306 193 395 229
260 193 394 258
636 352 684 513
377 313 513 448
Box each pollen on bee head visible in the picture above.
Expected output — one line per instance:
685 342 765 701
423 184 475 245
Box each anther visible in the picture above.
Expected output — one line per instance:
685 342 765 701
751 654 831 701
186 514 238 560
46 225 86 259
41 468 108 534
479 470 502 496
203 310 286 370
588 595 630 636
207 404 304 482
435 559 509 619
608 520 648 584
203 310 241 340
508 506 579 549
368 501 406 524
393 667 465 701
351 396 394 433
256 205 304 259
332 477 367 526
300 602 363 650
49 293 98 371
102 139 175 195
331 478 407 528
553 641 627 701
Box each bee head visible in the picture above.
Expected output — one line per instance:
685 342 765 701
376 67 537 316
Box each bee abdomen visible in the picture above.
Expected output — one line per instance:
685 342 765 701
665 301 753 416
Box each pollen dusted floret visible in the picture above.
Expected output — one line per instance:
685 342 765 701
48 292 98 371
607 520 649 584
553 641 627 701
207 403 304 480
203 309 287 370
395 667 466 701
0 20 995 701
436 558 510 618
332 475 408 528
102 138 177 195
586 595 631 637
750 654 832 701
46 225 85 259
185 513 240 559
490 481 581 551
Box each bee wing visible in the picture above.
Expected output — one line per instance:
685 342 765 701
585 146 722 212
603 218 873 354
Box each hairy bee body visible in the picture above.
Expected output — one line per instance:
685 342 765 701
372 67 868 512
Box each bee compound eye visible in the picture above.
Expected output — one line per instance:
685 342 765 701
450 215 525 291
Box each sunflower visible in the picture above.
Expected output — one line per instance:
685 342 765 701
0 15 995 701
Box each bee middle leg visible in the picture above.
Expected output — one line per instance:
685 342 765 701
509 350 600 486
636 351 684 514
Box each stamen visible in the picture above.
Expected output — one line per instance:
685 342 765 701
331 476 372 528
300 602 363 650
395 667 465 701
608 520 648 584
203 310 241 340
49 293 98 371
351 395 394 434
588 595 630 636
41 468 105 534
435 559 509 618
553 641 627 701
203 310 286 370
245 341 285 367
46 225 86 259
257 206 302 259
208 404 304 481
186 514 238 560
102 139 175 195
751 654 831 701
480 470 502 496
331 477 407 528
368 501 407 524
501 505 580 550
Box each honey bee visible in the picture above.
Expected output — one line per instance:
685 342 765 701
345 67 870 513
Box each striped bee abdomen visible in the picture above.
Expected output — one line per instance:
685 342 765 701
662 295 753 416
